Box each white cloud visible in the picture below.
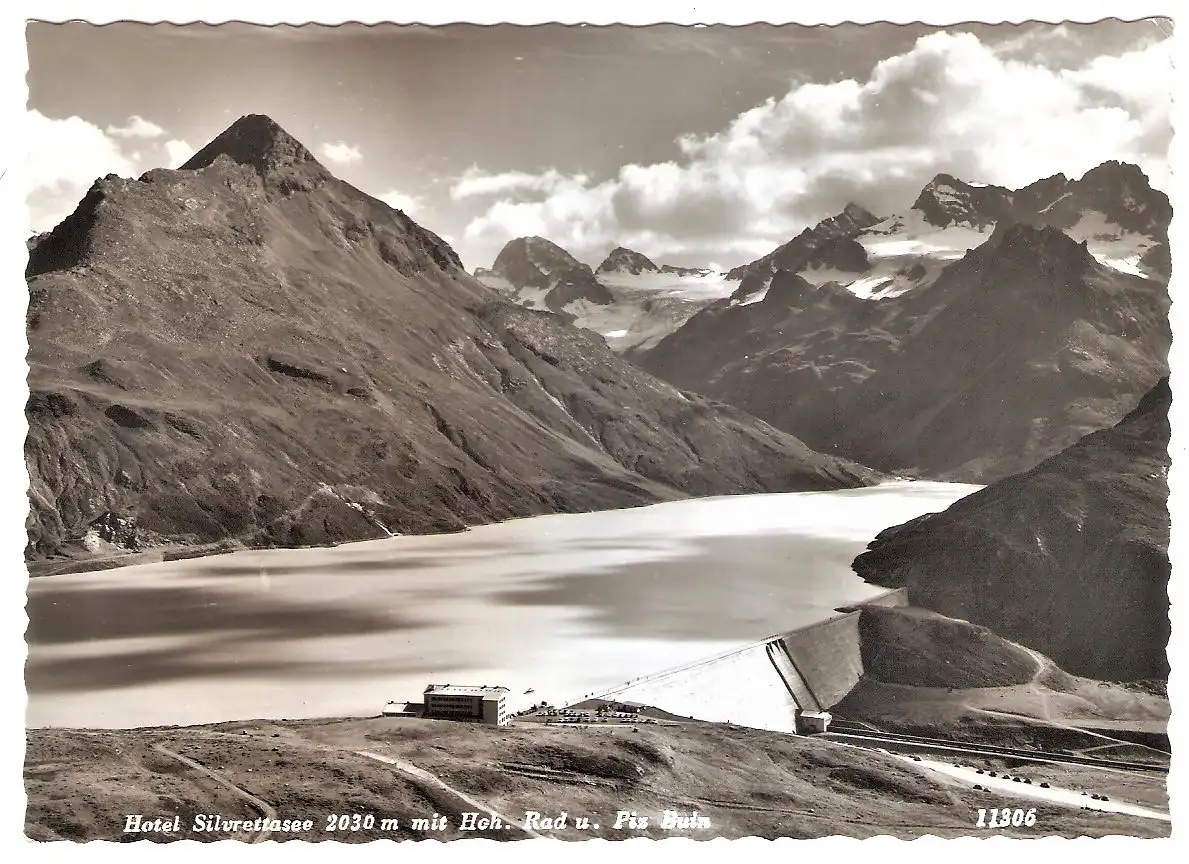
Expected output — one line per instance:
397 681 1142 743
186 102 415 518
319 141 363 165
450 166 588 199
25 110 141 231
164 139 196 167
462 32 1172 267
377 190 423 214
24 112 205 232
105 114 167 139
26 111 137 194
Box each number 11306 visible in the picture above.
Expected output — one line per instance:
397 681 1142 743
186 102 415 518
977 807 1037 828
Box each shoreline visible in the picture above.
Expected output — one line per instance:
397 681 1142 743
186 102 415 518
25 479 978 579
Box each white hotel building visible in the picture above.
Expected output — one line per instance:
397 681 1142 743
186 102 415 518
422 684 511 726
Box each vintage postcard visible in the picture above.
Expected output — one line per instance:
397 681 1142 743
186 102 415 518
9 0 1179 851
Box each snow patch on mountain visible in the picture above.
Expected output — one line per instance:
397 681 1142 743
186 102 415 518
736 284 770 306
860 209 995 260
1064 209 1159 277
477 265 733 353
599 270 737 302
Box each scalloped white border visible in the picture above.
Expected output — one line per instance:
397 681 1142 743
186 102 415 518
1 3 1182 862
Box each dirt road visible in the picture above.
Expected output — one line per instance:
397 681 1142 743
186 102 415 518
152 744 278 842
356 751 546 838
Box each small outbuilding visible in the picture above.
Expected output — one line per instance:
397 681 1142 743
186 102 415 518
382 701 423 718
794 709 832 735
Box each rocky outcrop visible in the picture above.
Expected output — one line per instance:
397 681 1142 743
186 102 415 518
87 512 141 550
659 264 718 277
852 379 1171 682
25 114 880 563
542 265 615 311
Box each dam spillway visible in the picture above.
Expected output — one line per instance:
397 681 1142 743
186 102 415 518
590 588 907 732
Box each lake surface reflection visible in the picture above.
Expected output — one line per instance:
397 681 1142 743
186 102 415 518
26 481 979 728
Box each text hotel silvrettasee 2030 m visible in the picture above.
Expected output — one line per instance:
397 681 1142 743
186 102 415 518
121 809 716 835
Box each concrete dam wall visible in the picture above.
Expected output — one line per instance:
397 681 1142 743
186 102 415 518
591 588 907 730
775 587 907 710
774 613 863 711
599 641 801 733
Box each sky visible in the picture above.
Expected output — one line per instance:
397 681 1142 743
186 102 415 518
23 20 1174 271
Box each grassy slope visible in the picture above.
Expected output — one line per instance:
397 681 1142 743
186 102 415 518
26 717 1168 841
856 605 1041 689
834 606 1169 751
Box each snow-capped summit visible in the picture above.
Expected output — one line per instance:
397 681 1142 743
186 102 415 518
477 237 736 354
728 160 1170 306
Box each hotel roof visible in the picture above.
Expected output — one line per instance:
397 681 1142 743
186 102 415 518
424 684 510 698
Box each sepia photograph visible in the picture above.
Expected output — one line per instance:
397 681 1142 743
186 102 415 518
11 4 1177 847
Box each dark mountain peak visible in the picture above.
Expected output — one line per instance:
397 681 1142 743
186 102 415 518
491 235 587 289
596 246 659 275
1077 160 1168 210
1069 160 1171 240
726 203 878 282
835 202 881 230
995 221 1086 250
999 160 1170 246
1029 171 1069 187
820 202 881 236
182 114 321 178
1080 159 1151 187
517 235 582 265
761 269 817 308
981 222 1095 278
544 265 615 311
1014 171 1068 197
916 172 990 199
925 172 965 189
911 174 1012 229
